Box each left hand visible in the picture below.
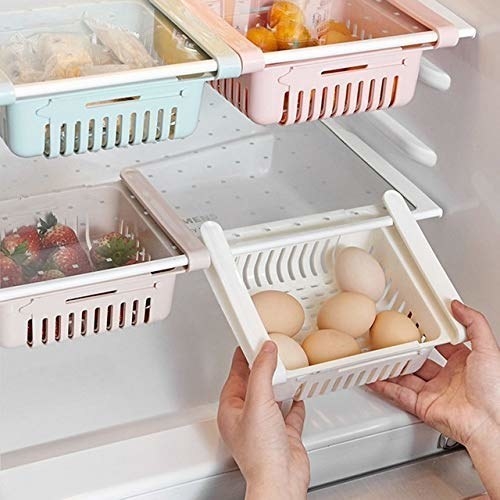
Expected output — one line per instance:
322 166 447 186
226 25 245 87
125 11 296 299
217 342 310 500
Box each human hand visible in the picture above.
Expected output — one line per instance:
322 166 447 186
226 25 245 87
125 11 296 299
217 342 310 500
370 300 500 498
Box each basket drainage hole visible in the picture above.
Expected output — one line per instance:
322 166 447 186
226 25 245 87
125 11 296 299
118 303 127 328
26 319 33 347
106 306 113 331
55 316 62 341
132 300 139 326
144 297 152 323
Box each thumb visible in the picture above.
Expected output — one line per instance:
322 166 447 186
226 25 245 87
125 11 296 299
451 300 499 352
246 341 278 406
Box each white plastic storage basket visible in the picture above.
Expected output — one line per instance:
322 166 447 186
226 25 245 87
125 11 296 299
179 0 472 125
0 0 241 157
201 191 466 401
0 168 209 349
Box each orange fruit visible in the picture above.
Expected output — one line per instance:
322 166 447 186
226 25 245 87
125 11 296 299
269 1 305 28
246 26 278 52
274 20 312 50
317 20 351 38
319 29 354 45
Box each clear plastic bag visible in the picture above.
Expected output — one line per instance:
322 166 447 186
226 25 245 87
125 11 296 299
0 34 43 84
37 33 94 80
84 17 157 68
0 16 158 83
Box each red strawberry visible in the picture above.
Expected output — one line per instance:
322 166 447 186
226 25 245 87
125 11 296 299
1 225 42 266
0 254 24 288
30 269 66 283
90 232 137 270
45 245 92 276
38 213 78 249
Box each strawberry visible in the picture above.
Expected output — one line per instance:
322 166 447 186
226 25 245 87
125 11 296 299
90 232 137 270
38 213 78 249
30 269 66 283
0 254 24 288
1 225 42 267
45 245 92 276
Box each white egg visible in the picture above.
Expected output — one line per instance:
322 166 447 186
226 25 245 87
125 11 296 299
334 247 386 302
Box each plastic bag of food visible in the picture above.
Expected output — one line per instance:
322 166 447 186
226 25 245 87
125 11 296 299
0 34 43 83
84 17 157 68
37 33 94 80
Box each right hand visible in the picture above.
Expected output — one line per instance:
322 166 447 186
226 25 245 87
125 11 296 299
370 301 500 499
369 301 500 449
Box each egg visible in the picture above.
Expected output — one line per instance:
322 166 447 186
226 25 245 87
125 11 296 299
269 333 309 370
302 329 361 364
317 291 376 338
274 20 312 50
334 247 386 302
268 1 305 28
252 290 305 337
246 26 278 52
370 310 421 349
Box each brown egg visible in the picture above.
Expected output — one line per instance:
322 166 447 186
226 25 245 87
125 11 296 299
317 292 376 338
334 247 386 302
302 329 361 364
370 310 421 349
252 290 305 337
274 20 312 50
246 26 278 52
268 1 305 28
269 333 309 370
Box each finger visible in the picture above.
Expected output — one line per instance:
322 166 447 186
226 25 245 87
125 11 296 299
368 380 418 415
436 342 468 360
246 341 278 405
391 374 425 393
219 348 250 404
285 400 306 436
452 301 499 352
415 358 442 381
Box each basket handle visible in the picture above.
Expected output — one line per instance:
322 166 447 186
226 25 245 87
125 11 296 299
0 70 15 106
201 221 288 384
383 190 466 344
385 0 459 48
120 168 210 272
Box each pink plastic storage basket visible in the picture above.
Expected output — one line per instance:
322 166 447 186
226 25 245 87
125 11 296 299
182 0 460 125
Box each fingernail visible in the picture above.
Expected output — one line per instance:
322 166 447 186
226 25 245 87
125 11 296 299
452 300 464 310
263 341 276 353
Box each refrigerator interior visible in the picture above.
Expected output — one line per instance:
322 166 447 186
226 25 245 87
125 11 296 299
1 0 497 498
0 88 445 498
